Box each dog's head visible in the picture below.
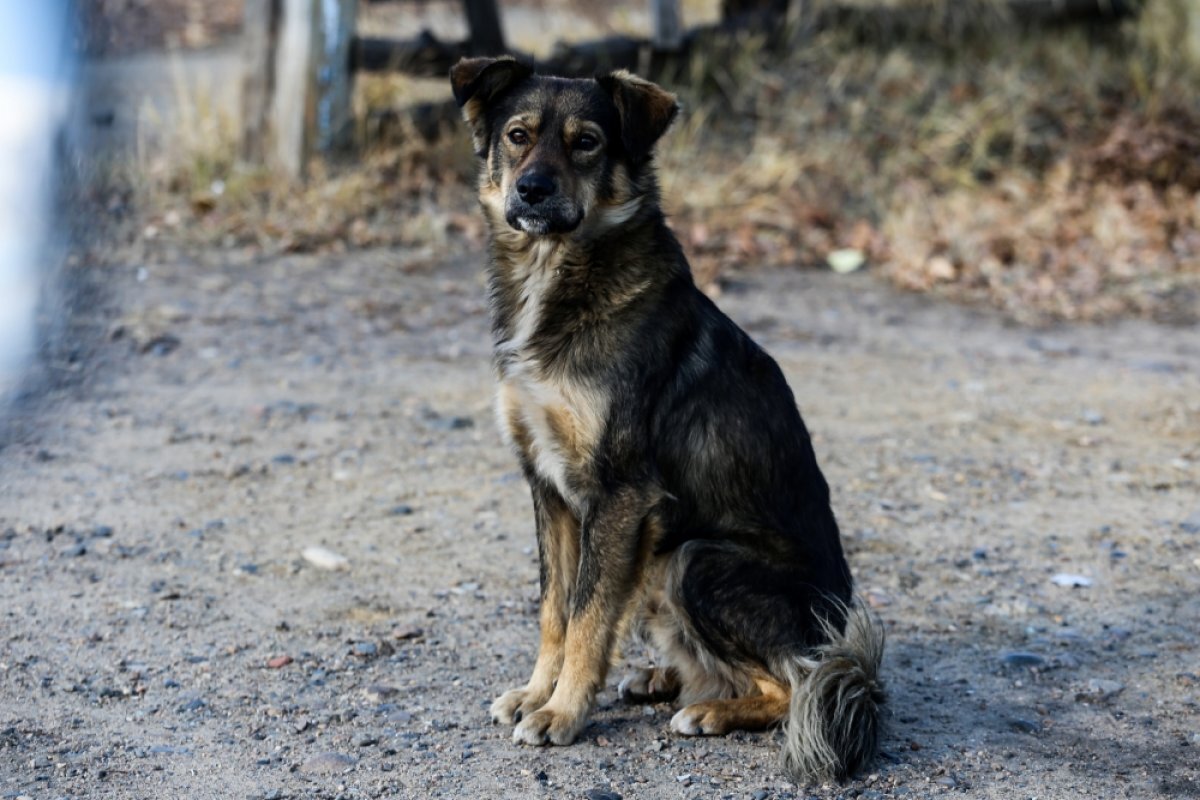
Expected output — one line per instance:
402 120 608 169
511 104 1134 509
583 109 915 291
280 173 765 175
450 57 678 238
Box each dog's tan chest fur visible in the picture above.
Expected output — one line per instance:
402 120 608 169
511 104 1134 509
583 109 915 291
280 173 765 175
494 242 608 508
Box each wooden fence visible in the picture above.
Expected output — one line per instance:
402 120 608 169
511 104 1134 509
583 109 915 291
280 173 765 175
240 0 1145 178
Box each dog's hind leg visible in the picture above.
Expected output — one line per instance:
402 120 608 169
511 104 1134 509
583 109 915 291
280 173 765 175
653 539 885 781
670 676 789 735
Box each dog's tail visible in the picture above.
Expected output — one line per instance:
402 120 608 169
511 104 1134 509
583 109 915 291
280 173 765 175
780 601 887 783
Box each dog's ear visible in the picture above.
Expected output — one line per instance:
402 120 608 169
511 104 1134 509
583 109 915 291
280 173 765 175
450 56 533 155
597 70 680 163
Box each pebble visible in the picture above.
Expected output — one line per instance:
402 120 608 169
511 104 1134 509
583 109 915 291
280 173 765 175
352 641 378 658
392 626 424 641
299 751 356 774
1051 573 1092 588
752 790 770 800
302 545 349 571
364 684 398 700
1181 511 1200 534
91 525 114 538
584 790 623 800
61 543 87 558
432 415 474 431
1076 679 1124 703
390 504 414 516
1000 651 1045 668
1008 718 1039 734
267 655 293 669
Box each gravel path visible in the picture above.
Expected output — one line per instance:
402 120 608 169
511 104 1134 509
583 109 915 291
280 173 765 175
1 246 1198 799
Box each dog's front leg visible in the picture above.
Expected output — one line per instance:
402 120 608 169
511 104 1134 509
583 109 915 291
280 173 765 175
491 484 579 724
513 485 658 746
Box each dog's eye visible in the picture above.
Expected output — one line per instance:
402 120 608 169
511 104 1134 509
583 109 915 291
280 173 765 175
508 129 529 145
575 134 599 152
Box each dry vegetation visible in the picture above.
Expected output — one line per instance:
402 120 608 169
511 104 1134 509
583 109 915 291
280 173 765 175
105 0 1200 324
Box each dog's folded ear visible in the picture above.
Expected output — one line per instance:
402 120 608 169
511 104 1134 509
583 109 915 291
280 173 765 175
450 57 534 156
597 70 680 164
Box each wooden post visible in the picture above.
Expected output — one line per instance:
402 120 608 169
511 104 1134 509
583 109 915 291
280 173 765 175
463 0 506 55
652 0 684 50
241 0 358 177
1188 0 1200 72
240 0 281 163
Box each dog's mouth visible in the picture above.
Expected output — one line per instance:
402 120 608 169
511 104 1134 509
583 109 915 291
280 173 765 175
514 215 552 236
505 200 584 237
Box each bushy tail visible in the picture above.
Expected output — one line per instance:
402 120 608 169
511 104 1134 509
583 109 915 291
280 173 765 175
781 601 887 783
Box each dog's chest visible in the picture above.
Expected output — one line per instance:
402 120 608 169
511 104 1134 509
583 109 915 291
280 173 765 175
493 247 608 506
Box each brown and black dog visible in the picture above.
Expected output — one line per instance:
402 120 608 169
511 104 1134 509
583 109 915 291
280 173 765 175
451 57 886 782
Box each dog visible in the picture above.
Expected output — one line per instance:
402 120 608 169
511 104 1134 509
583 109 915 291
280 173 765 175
451 56 886 782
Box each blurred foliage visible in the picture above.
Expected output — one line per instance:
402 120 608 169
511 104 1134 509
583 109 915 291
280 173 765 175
108 0 1200 324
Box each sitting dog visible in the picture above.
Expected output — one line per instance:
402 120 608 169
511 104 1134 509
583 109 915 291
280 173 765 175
451 56 886 782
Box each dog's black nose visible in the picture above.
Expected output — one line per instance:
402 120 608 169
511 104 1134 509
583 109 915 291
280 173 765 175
516 172 556 205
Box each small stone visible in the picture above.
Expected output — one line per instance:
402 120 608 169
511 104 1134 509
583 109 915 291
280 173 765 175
390 504 414 516
752 790 770 800
865 589 892 608
583 787 624 800
934 775 958 788
357 736 379 747
1076 679 1124 703
827 248 866 274
352 641 378 657
299 751 356 774
91 525 114 538
1080 409 1105 425
1051 573 1092 588
271 453 296 465
267 655 293 669
1180 511 1200 534
1000 651 1045 668
364 684 398 700
302 545 349 571
392 626 424 641
1008 718 1039 734
61 543 87 558
178 697 206 713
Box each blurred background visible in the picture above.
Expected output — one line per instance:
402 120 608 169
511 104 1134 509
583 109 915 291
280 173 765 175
53 0 1198 329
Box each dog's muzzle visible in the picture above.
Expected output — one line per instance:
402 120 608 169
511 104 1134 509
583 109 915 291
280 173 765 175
505 171 583 235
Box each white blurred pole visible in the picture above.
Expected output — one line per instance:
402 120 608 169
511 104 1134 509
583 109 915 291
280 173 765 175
0 1 72 397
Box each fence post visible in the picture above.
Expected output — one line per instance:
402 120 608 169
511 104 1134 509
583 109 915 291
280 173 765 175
240 0 281 164
463 0 506 55
241 0 358 178
652 0 684 50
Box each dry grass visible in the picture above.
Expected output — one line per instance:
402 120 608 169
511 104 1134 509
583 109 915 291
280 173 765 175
114 0 1200 323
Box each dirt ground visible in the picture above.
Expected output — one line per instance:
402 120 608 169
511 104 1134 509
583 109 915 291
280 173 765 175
1 238 1198 800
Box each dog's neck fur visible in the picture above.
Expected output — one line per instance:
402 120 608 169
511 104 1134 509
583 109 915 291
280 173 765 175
484 196 679 377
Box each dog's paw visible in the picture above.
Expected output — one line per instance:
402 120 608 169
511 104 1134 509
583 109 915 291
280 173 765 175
512 705 586 746
618 667 680 704
670 703 729 736
490 687 550 725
